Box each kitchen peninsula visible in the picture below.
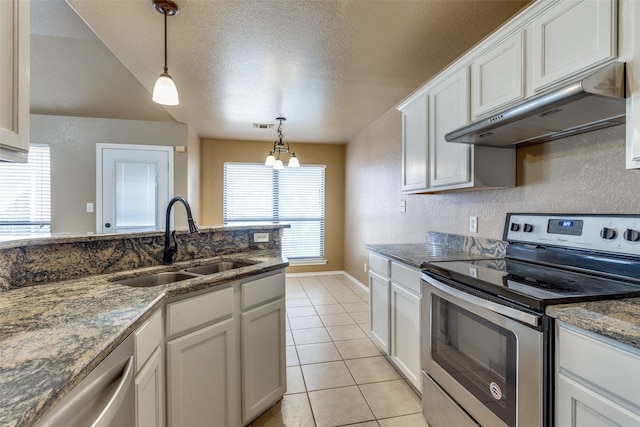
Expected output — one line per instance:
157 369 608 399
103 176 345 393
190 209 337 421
0 225 288 427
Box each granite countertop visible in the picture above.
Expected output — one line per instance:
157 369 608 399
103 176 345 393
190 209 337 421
547 298 640 351
0 251 288 427
366 235 505 269
367 237 640 355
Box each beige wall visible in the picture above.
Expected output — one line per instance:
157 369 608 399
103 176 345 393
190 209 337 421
30 115 190 234
200 139 346 273
345 108 640 285
187 127 202 220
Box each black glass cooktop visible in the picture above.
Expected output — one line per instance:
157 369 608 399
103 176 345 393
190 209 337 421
423 258 640 311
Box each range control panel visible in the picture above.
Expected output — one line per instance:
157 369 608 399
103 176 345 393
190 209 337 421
504 214 640 256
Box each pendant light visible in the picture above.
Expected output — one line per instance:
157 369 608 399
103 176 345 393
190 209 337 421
152 0 180 106
265 117 300 168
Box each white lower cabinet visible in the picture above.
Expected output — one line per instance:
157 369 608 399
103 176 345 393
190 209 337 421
135 309 165 427
390 282 421 391
369 270 390 353
162 269 286 427
167 318 236 427
136 347 165 427
556 321 640 426
241 298 286 423
369 253 422 393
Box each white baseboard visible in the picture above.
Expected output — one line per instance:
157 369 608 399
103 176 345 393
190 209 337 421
286 270 369 293
342 271 369 293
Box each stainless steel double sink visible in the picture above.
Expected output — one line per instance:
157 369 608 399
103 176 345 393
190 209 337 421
112 260 255 287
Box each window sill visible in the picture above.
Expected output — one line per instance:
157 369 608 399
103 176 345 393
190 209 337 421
288 258 328 267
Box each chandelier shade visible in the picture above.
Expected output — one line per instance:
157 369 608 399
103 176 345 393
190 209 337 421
265 117 300 168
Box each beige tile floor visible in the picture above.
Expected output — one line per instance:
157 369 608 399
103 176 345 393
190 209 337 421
251 274 429 427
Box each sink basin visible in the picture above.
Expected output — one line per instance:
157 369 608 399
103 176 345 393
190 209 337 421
184 260 254 275
114 271 200 287
113 260 256 287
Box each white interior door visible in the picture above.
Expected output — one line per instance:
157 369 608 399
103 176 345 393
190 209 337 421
97 144 173 234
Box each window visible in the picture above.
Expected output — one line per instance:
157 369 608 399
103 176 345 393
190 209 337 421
224 163 325 263
0 144 51 236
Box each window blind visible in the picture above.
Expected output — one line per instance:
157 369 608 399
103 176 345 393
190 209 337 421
224 163 325 261
0 144 52 235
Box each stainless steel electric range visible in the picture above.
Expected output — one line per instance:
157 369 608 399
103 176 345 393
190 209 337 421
420 214 640 427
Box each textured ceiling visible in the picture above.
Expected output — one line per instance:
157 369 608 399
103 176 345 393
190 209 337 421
59 0 530 143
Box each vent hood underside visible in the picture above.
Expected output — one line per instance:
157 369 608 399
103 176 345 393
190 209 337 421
445 62 626 148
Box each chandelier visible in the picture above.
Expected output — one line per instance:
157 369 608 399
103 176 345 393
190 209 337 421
265 117 300 169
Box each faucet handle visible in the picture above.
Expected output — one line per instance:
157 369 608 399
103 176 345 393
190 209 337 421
188 218 200 234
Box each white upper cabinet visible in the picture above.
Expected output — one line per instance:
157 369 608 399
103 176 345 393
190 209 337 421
0 0 29 162
531 0 617 92
472 31 525 118
401 95 429 193
429 67 471 189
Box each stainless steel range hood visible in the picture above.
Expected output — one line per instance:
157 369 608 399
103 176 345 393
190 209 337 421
445 62 626 148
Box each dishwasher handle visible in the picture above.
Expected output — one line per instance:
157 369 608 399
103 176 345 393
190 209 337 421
35 335 135 427
93 355 134 427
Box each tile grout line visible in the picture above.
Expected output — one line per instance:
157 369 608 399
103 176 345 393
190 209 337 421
283 275 425 426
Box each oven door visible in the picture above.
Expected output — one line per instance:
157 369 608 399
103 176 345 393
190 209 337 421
422 273 545 427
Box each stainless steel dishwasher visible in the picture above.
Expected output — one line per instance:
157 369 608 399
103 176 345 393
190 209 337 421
35 333 135 427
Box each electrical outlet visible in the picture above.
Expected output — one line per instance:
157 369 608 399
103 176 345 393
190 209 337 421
470 216 478 233
254 233 269 243
469 267 478 278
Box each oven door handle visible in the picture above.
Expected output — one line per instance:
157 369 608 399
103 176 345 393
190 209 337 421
428 277 540 327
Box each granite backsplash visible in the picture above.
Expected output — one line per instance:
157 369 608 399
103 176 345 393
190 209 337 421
0 226 285 291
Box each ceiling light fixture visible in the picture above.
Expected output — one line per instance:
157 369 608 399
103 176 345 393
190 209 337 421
265 117 300 169
152 0 180 106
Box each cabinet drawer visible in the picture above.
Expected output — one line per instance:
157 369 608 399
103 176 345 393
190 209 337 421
558 322 640 406
391 262 421 295
369 253 390 277
135 309 163 372
166 286 233 338
241 272 285 311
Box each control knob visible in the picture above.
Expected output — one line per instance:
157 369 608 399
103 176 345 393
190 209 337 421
624 228 640 242
600 227 617 240
523 223 534 233
510 223 520 232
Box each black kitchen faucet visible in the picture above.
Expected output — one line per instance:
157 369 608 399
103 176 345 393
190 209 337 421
163 196 200 264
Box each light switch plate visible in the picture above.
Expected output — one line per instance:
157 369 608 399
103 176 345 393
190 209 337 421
254 233 269 243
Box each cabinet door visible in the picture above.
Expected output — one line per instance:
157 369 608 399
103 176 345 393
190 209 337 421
369 271 390 353
136 346 165 427
390 283 421 392
167 318 235 427
401 95 429 193
557 374 640 426
531 0 616 91
429 67 471 188
0 0 29 161
472 31 524 118
241 297 286 424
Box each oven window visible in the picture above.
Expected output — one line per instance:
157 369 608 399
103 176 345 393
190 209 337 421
431 295 517 426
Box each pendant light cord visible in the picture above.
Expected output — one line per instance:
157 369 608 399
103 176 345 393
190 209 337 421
163 12 169 73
